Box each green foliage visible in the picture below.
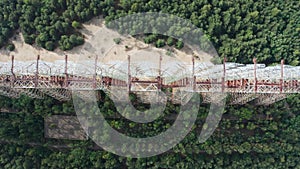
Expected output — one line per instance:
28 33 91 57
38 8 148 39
6 44 15 51
0 0 107 51
144 34 157 44
113 0 299 65
0 0 300 168
175 40 184 49
45 41 55 51
59 35 71 50
0 93 299 168
71 21 81 29
113 38 121 44
1 1 297 65
156 39 165 48
58 34 84 50
23 34 36 44
166 37 174 46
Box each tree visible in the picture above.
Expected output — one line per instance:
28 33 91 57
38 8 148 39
156 39 165 48
23 34 36 45
166 37 174 46
45 41 55 51
144 34 157 44
75 36 84 45
69 34 78 44
69 34 84 46
59 35 71 50
71 21 81 29
6 44 15 51
175 40 184 49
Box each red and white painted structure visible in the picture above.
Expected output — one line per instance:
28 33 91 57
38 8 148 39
0 55 299 105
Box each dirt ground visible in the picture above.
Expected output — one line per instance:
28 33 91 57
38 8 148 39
0 16 213 66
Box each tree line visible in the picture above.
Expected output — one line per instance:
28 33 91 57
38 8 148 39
0 93 299 168
0 0 299 65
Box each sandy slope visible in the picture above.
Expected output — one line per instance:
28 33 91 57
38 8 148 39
0 16 213 66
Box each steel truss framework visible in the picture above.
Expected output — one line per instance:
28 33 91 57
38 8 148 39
0 55 299 105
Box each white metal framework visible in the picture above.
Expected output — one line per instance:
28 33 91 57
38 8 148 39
0 55 299 105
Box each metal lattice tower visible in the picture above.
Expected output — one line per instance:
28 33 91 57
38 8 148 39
0 55 299 105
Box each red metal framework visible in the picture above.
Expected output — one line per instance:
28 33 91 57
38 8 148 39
0 55 299 105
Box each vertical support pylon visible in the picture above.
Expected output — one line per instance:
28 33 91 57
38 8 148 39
65 55 69 88
158 55 162 90
222 57 226 93
35 55 40 87
192 56 196 91
280 59 284 93
253 58 257 93
93 55 98 89
11 55 16 87
127 55 131 93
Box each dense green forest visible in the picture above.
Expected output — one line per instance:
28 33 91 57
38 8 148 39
0 0 299 168
0 93 299 168
0 0 299 64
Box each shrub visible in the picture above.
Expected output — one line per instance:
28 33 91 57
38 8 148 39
6 44 15 51
23 34 35 45
45 41 55 51
113 38 121 44
156 39 165 48
166 37 174 46
71 21 81 29
175 40 184 49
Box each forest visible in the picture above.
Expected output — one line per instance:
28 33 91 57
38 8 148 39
0 0 299 64
0 0 299 168
0 93 300 168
